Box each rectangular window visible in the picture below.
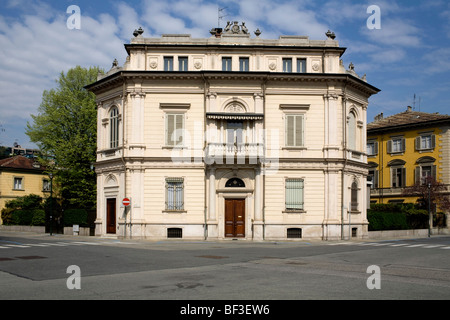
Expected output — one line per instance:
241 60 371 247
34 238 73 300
165 114 184 147
416 134 435 151
285 114 304 147
393 139 402 152
282 58 292 72
367 141 378 156
297 58 306 73
43 179 51 192
222 57 232 71
239 57 249 72
391 167 406 188
285 179 304 211
178 57 188 71
166 178 184 211
13 177 23 190
164 57 174 71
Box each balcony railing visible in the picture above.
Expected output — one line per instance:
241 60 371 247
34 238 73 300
206 143 264 163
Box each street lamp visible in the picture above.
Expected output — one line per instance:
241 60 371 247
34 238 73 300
428 183 431 238
49 172 53 236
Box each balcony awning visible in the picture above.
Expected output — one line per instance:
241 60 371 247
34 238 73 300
206 112 264 120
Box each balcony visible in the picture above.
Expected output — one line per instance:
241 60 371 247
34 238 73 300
206 143 264 164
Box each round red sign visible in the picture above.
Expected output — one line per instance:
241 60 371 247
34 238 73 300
122 198 131 206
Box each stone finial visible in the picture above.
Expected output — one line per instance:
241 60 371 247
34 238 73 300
133 27 144 37
112 59 118 68
254 28 262 37
325 30 336 40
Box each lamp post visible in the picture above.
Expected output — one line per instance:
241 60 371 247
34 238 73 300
49 172 53 236
428 183 431 238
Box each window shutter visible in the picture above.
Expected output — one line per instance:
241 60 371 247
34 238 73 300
295 115 303 147
401 168 406 187
415 137 421 151
432 165 437 180
374 170 379 188
175 114 184 145
401 138 406 152
166 114 175 146
431 135 436 149
391 168 395 187
374 141 378 155
387 140 392 153
415 167 421 185
286 115 295 146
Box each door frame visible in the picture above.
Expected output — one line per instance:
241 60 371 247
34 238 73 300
106 198 117 234
224 198 246 238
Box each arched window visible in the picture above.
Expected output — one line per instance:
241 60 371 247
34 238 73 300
225 178 245 188
109 107 119 149
351 181 358 211
348 111 357 150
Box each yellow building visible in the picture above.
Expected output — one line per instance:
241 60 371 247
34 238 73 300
0 155 50 224
367 106 450 204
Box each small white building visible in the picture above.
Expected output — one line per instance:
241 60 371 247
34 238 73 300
86 24 380 240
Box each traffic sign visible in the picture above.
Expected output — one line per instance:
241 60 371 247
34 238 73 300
122 198 131 207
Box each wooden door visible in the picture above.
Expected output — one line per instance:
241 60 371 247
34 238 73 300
225 199 245 238
106 198 116 234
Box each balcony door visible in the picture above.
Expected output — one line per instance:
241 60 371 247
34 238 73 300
226 121 243 144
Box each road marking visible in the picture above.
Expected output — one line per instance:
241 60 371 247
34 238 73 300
37 243 69 246
72 241 102 246
2 244 31 248
405 244 427 248
370 243 395 246
390 243 409 247
421 245 445 248
23 243 51 247
0 246 11 249
440 246 450 250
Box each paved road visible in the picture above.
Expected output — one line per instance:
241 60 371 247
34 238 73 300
0 232 449 305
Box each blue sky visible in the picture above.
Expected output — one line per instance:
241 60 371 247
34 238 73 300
0 0 449 149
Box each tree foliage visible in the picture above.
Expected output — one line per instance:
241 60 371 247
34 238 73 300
402 177 450 213
26 66 101 210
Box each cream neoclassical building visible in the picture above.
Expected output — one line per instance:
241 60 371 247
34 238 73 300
86 24 380 240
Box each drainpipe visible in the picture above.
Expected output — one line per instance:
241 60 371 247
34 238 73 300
262 75 268 240
121 79 127 239
203 73 208 240
341 84 348 240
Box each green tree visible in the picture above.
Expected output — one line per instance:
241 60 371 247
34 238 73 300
26 66 101 210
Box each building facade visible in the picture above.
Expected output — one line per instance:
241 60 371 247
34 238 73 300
87 24 379 240
0 155 50 223
367 106 450 204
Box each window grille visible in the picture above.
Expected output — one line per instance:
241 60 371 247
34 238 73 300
166 178 184 211
167 228 182 238
287 228 302 238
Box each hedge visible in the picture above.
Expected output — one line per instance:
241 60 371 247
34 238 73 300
367 204 433 231
63 209 88 227
5 209 46 226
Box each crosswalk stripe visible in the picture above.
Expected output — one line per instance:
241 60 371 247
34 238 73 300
23 243 51 247
421 245 445 248
0 246 10 249
390 243 409 247
440 247 450 250
37 243 68 246
2 244 31 248
405 244 427 248
72 241 102 246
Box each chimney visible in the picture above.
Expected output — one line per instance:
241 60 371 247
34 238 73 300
407 106 412 112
